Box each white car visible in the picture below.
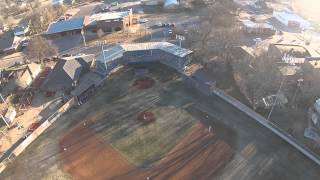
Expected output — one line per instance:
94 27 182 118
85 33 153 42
139 19 149 24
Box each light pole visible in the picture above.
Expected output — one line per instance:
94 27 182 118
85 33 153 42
176 34 185 47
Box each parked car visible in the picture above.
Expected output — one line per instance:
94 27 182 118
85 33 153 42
27 122 41 132
139 19 149 24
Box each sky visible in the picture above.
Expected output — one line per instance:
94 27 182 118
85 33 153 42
292 0 320 24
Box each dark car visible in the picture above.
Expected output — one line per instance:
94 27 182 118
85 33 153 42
27 122 41 132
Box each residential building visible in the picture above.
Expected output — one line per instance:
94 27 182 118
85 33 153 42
46 17 90 38
15 63 42 89
87 10 133 32
273 11 311 30
241 20 275 35
13 25 29 37
268 44 311 62
164 0 179 9
52 0 75 7
41 54 95 93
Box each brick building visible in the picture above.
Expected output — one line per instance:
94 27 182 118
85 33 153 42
88 9 133 32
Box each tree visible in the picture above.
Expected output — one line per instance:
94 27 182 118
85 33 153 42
24 6 66 35
26 0 40 10
246 52 282 109
25 36 58 63
300 70 320 105
183 0 243 72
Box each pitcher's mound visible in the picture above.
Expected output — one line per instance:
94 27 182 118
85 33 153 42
133 77 155 90
137 111 156 125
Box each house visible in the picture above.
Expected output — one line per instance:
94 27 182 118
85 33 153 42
273 10 311 30
70 72 102 103
41 54 95 93
87 10 133 32
2 106 16 127
46 17 89 38
58 8 80 21
15 63 41 89
241 20 275 35
141 0 160 6
13 25 29 37
0 31 15 54
268 44 311 62
52 0 75 7
2 36 27 55
164 0 179 9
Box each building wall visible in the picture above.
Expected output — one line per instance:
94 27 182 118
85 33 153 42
97 19 124 32
46 29 82 39
96 14 132 32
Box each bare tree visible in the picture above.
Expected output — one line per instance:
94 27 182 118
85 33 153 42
184 0 243 72
246 53 282 109
25 6 66 35
300 70 320 105
25 36 58 63
26 0 40 10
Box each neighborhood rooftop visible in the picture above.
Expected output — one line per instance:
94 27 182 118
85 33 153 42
90 11 130 22
46 17 85 35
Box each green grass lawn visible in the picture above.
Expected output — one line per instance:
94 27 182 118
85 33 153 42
111 106 196 167
86 65 198 167
60 64 198 167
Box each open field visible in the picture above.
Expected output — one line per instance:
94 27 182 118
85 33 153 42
1 63 320 180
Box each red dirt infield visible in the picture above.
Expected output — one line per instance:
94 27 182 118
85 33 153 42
59 120 134 180
59 122 233 180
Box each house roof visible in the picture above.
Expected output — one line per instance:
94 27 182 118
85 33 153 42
90 11 130 22
241 20 273 29
27 63 41 75
41 54 94 91
273 11 311 29
164 0 179 8
0 31 14 50
272 44 311 58
278 65 301 76
71 72 102 96
46 17 84 35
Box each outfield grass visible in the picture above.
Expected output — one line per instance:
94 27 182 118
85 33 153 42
71 64 198 167
112 106 196 167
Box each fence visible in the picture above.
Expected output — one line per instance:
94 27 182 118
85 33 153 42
0 98 75 174
184 72 320 166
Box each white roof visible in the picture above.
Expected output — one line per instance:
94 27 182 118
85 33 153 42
242 20 273 29
90 11 130 22
273 11 311 30
164 0 179 8
120 42 193 58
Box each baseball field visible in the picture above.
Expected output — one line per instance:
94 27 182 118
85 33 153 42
3 63 319 180
56 64 234 180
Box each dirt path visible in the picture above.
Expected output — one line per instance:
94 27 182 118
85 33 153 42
59 120 233 180
59 120 135 180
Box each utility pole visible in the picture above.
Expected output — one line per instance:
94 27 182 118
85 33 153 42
267 76 286 121
0 93 7 106
81 29 87 47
